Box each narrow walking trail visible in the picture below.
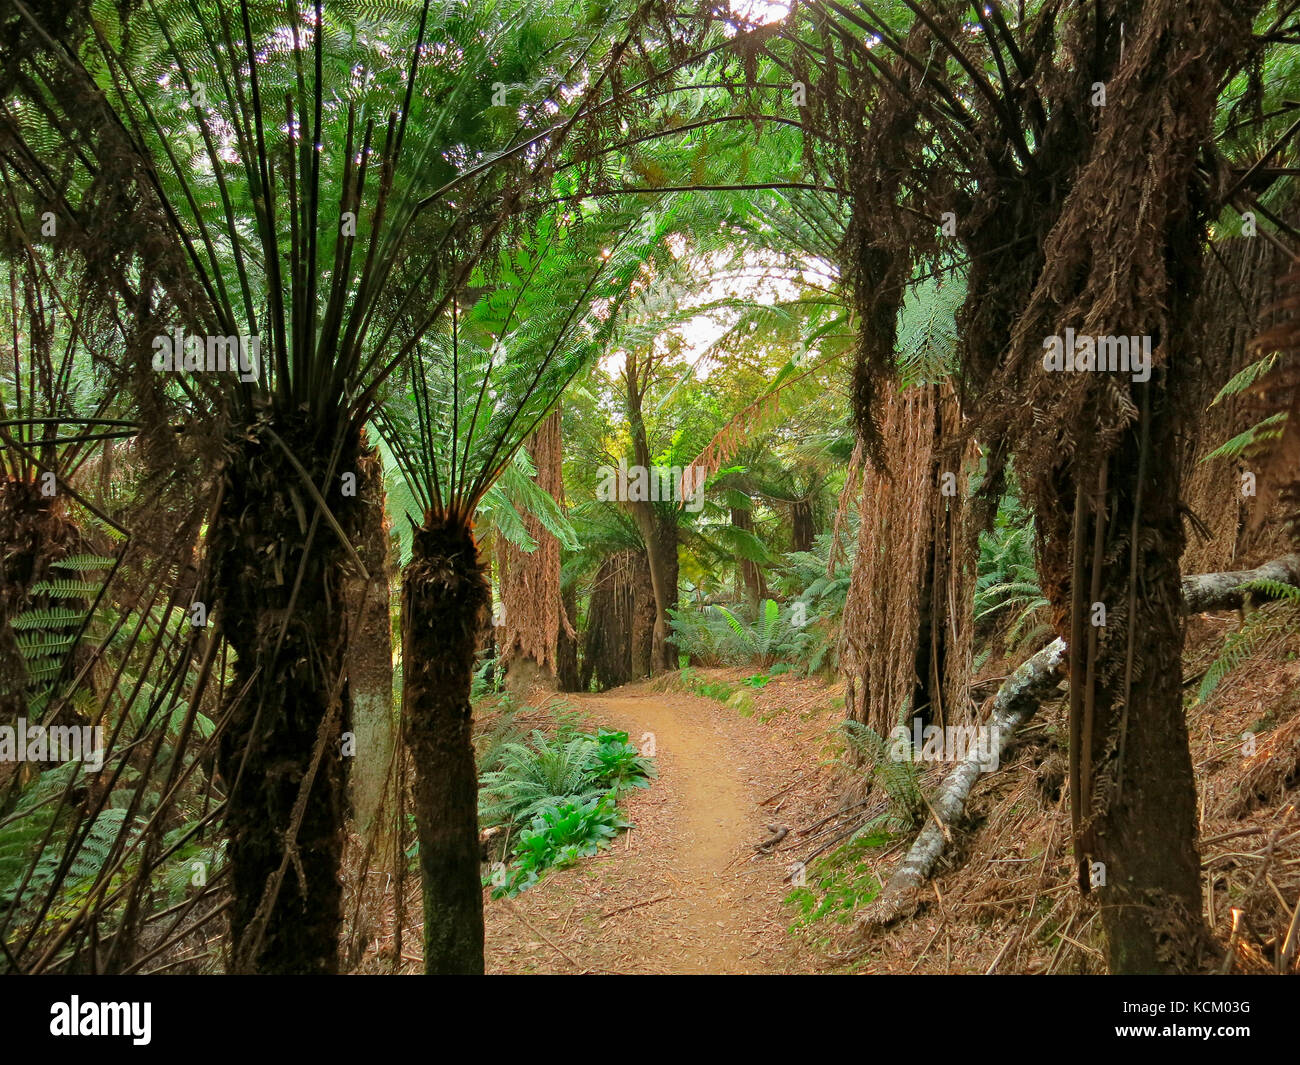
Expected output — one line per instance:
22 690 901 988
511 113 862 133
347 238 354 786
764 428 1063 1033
483 681 824 974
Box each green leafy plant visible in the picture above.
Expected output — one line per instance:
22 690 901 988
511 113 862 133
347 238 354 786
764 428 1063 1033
1 762 137 929
477 731 603 827
470 650 502 700
477 726 653 817
584 729 656 794
674 666 738 701
490 794 630 897
475 723 653 894
11 554 109 716
785 836 884 931
1197 581 1300 703
1202 351 1287 462
974 490 1050 651
842 715 925 834
669 598 811 669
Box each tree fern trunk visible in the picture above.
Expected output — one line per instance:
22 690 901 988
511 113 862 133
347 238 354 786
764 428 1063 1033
401 515 489 974
345 442 394 837
1019 0 1263 973
212 416 359 975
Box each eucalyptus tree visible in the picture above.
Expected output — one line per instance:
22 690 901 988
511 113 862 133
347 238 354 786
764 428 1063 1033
0 0 665 973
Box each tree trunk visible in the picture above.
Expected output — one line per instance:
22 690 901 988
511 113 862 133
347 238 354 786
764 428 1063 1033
730 504 766 608
212 417 360 975
581 551 639 690
1007 0 1263 974
630 551 656 678
344 442 394 837
840 385 973 736
625 368 678 674
556 585 580 692
627 505 678 673
497 408 565 691
791 499 816 553
401 515 489 975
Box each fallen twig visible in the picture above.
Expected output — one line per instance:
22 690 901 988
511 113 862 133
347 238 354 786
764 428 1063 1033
600 893 673 920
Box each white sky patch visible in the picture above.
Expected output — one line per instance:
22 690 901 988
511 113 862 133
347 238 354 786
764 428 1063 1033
728 1 791 26
605 246 837 380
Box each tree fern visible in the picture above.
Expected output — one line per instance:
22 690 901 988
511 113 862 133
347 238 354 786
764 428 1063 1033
478 731 602 827
842 713 924 833
1 761 135 927
1198 582 1300 702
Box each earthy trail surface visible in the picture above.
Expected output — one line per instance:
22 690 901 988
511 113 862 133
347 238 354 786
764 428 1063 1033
483 681 830 974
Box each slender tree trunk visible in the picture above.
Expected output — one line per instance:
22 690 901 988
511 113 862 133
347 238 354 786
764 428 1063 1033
627 502 678 673
344 442 394 837
212 417 360 975
625 369 678 674
730 504 766 608
791 499 816 553
401 515 489 975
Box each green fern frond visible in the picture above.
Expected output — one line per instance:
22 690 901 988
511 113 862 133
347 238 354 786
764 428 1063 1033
1211 352 1279 405
1198 596 1300 702
28 580 103 600
1202 412 1286 461
10 609 88 631
47 555 114 572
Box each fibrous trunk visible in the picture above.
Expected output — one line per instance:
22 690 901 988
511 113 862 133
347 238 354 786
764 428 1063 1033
497 409 566 691
840 385 974 739
212 416 360 975
791 499 816 553
581 550 643 690
401 515 489 975
1005 0 1262 973
730 504 766 608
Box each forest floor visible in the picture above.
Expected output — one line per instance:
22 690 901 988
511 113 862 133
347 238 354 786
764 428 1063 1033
355 614 1300 975
481 675 843 974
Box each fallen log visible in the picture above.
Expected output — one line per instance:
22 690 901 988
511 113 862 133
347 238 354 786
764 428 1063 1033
852 553 1300 934
1180 553 1300 612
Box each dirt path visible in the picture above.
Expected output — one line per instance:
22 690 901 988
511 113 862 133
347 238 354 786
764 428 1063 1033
484 681 825 974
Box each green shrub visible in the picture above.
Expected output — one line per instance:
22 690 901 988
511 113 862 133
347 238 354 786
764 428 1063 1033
476 725 654 895
842 715 924 833
478 731 604 827
785 836 884 930
584 729 656 794
490 794 630 897
668 598 812 669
